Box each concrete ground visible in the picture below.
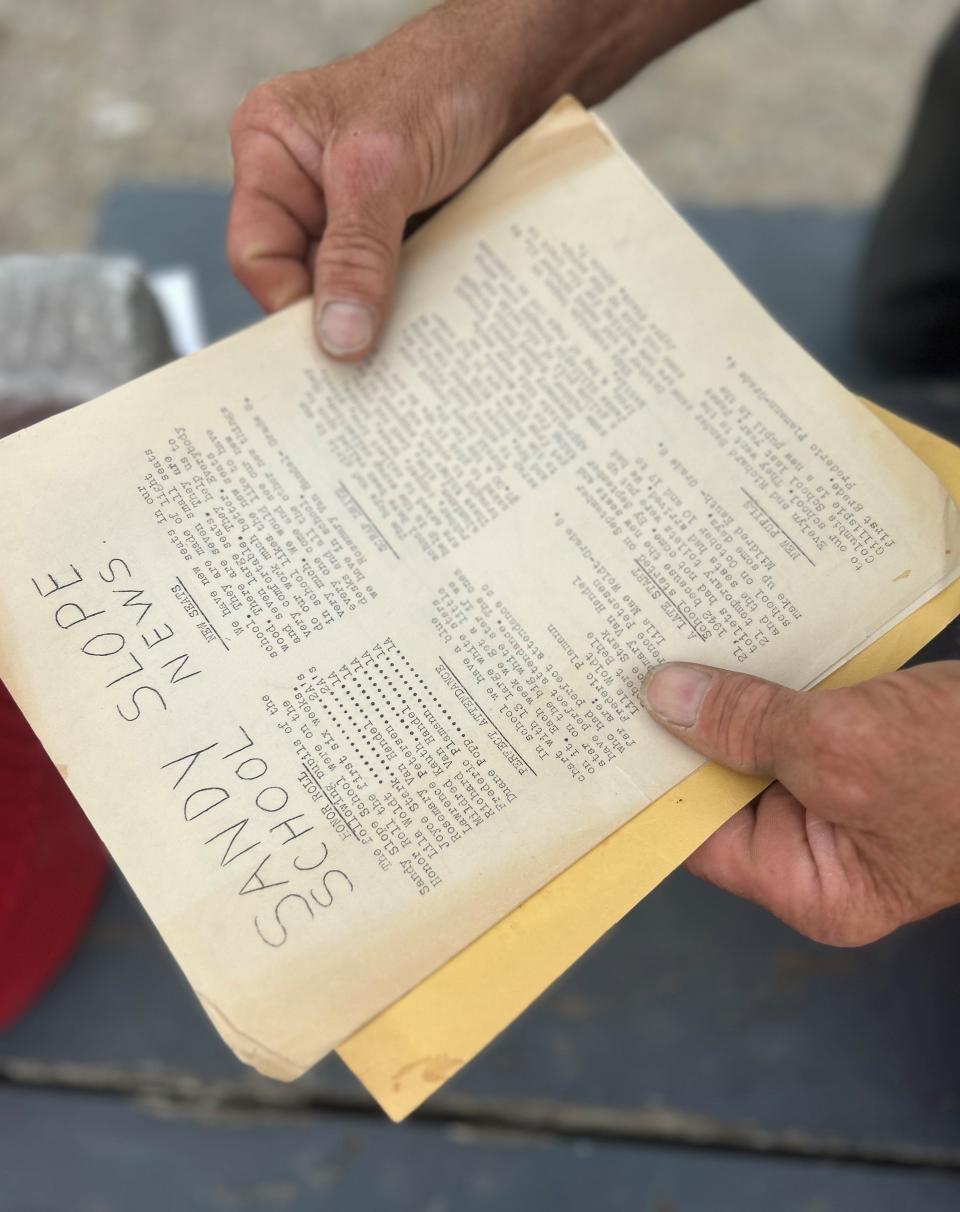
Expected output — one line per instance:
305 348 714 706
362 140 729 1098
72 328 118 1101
1 0 958 255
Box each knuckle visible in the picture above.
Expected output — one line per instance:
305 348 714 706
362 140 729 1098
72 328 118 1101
808 914 882 949
708 676 788 771
224 223 275 307
804 691 877 813
224 204 254 270
225 234 249 281
812 873 910 948
326 131 419 206
231 81 282 139
230 147 278 196
329 131 407 177
319 223 397 290
224 209 244 268
805 694 857 766
231 73 323 147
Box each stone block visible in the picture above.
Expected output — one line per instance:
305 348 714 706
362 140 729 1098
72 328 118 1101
0 254 173 438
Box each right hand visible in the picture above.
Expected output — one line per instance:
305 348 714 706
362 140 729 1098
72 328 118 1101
227 12 513 360
641 659 960 946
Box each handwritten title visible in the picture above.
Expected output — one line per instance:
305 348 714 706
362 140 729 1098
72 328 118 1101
31 558 354 947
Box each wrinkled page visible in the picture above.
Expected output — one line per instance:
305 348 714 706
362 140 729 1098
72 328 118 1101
1 99 958 1080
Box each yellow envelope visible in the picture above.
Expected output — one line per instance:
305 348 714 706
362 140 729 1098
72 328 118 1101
337 404 960 1120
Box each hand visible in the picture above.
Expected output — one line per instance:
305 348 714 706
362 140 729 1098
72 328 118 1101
226 9 516 360
640 659 960 945
227 0 750 360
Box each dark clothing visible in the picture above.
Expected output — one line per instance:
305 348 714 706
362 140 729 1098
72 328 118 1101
858 14 960 375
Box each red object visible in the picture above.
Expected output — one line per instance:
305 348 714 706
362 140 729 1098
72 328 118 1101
0 678 108 1029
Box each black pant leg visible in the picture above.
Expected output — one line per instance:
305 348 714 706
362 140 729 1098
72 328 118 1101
858 14 960 375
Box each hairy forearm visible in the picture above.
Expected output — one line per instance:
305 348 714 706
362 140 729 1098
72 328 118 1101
411 0 755 143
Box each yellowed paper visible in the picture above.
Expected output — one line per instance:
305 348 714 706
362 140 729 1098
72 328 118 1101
338 404 960 1120
0 99 957 1089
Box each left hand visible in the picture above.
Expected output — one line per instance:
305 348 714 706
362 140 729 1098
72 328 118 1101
640 658 960 945
226 9 522 360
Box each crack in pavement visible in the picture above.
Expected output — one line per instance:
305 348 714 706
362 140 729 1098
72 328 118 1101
2 1056 960 1173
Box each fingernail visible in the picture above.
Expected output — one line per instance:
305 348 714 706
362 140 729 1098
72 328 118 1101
640 663 712 727
318 300 374 355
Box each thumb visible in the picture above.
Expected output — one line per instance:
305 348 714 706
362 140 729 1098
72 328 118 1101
313 150 409 361
640 661 808 777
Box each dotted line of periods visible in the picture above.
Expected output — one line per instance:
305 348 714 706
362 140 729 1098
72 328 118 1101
318 657 441 780
342 676 418 778
318 687 386 786
389 649 465 740
300 643 467 786
346 667 425 757
352 677 413 756
304 660 420 780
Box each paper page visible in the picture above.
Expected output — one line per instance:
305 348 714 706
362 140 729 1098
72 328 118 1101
1 100 957 1082
339 405 960 1120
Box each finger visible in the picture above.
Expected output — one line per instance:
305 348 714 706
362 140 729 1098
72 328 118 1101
312 139 411 360
639 661 810 778
684 801 760 900
227 190 312 312
227 128 326 313
686 786 813 894
685 784 833 934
